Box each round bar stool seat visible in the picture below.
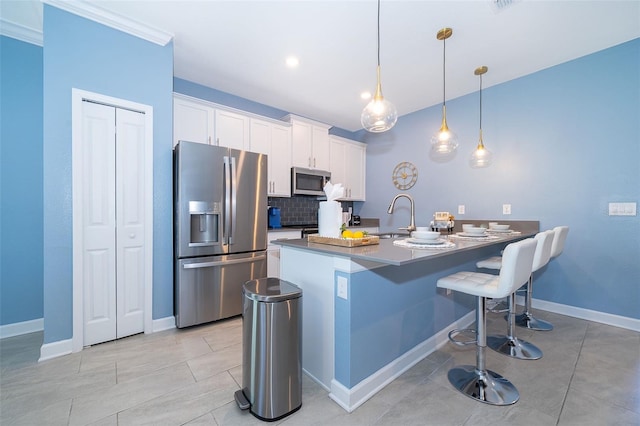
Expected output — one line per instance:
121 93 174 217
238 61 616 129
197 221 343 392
437 238 537 406
516 226 569 331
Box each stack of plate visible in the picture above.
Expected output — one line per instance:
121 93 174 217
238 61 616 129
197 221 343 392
409 230 444 245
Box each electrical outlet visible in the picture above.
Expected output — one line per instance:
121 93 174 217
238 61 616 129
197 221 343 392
503 204 512 215
337 276 348 300
446 288 452 296
458 205 465 215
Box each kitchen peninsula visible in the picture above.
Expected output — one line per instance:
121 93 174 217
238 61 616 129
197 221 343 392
275 221 538 412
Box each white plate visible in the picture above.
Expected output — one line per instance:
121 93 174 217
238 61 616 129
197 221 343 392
407 238 445 245
458 232 488 237
487 229 512 233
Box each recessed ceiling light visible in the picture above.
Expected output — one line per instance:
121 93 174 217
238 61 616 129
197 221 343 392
361 91 372 100
286 56 300 68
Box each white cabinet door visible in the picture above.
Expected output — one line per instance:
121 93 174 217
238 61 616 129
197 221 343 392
346 141 366 201
250 119 291 197
173 97 214 147
215 109 248 150
267 230 302 278
270 123 292 197
312 126 330 171
291 120 313 168
329 137 347 189
287 115 331 170
267 246 281 278
329 136 366 201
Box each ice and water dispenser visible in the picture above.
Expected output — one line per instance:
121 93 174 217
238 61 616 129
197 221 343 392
188 201 220 246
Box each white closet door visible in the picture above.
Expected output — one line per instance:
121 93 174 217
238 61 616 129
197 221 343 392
82 102 117 345
82 102 145 345
115 108 146 339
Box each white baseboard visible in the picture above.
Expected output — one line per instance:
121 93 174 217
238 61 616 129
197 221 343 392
36 316 175 362
39 338 73 362
329 311 475 413
152 316 176 333
532 298 640 332
0 318 44 339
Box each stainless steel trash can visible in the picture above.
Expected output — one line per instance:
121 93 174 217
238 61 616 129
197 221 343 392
234 277 302 421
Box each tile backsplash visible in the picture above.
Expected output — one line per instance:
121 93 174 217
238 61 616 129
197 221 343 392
268 196 353 226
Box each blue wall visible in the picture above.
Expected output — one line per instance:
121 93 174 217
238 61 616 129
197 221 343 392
358 38 640 320
2 14 637 345
0 36 44 326
42 6 174 343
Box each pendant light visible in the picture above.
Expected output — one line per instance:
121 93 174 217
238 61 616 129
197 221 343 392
470 66 493 168
430 27 458 156
361 0 397 133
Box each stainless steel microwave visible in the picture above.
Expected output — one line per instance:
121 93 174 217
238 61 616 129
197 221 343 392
291 167 331 196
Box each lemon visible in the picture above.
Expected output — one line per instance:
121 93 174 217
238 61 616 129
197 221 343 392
342 229 353 238
353 231 364 239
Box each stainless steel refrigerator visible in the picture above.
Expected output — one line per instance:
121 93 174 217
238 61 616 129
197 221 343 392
174 141 267 328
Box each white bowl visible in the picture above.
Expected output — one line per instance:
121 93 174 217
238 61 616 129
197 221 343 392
415 226 430 232
464 227 486 235
412 230 440 240
462 224 475 232
490 224 510 231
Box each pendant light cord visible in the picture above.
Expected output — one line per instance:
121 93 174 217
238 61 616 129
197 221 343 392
442 35 446 108
377 0 381 67
479 73 482 131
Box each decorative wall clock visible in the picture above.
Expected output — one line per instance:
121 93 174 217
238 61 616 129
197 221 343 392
392 162 418 190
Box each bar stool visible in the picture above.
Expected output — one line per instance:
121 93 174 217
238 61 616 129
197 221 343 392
516 226 569 330
437 238 537 405
488 231 554 359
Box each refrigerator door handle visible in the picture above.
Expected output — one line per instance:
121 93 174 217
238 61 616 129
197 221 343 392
182 254 266 269
229 155 237 244
223 155 231 244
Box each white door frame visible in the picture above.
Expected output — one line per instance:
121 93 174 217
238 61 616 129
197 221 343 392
71 88 154 352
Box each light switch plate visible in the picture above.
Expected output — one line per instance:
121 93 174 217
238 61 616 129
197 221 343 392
609 202 637 216
337 276 348 300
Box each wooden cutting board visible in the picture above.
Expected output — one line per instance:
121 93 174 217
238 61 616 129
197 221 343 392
307 234 380 247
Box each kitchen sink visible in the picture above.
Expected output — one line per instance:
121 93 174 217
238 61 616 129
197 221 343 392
374 232 410 239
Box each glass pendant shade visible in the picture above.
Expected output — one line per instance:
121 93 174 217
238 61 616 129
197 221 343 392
469 65 492 168
430 105 459 155
430 28 457 156
361 0 397 133
361 67 398 132
470 132 493 168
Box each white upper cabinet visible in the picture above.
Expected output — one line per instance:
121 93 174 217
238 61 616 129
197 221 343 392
173 97 214 146
250 118 292 197
173 94 249 149
284 114 331 171
329 135 366 201
214 109 249 150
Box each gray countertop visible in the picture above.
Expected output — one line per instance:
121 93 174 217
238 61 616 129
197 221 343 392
274 229 538 266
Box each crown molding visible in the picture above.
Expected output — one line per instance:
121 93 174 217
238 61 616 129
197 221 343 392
43 0 173 46
0 18 43 46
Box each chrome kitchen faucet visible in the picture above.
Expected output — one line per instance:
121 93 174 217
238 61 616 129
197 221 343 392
387 193 416 233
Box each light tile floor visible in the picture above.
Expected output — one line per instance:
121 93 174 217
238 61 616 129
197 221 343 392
1 309 639 425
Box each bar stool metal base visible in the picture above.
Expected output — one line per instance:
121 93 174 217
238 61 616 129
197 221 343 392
487 335 542 360
448 365 519 406
515 312 553 331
